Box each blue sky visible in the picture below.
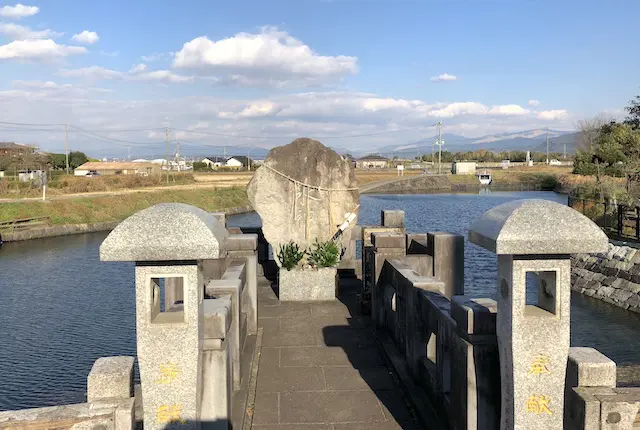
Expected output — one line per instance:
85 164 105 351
0 0 638 156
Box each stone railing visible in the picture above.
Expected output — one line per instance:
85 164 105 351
366 200 640 429
0 204 259 430
0 357 136 430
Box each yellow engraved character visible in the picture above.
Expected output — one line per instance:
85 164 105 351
525 394 553 415
157 404 185 424
529 354 551 375
156 362 181 384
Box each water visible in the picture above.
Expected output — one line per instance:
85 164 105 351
1 191 640 411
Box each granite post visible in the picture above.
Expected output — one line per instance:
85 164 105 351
100 203 228 430
371 232 406 328
468 199 608 430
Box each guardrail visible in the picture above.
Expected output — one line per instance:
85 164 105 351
0 216 51 233
568 196 640 242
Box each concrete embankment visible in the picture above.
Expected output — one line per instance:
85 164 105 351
1 205 254 243
572 243 640 313
361 174 552 194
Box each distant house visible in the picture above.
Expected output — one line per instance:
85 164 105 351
226 156 251 168
74 162 161 176
201 156 227 168
356 155 389 169
0 142 36 157
451 161 477 175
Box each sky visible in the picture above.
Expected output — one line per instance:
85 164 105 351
0 0 638 157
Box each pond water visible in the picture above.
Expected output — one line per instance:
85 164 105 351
1 190 639 411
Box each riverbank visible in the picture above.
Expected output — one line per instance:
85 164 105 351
0 187 251 242
362 170 562 194
571 243 640 313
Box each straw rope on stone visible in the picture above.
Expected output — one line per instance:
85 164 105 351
262 163 359 192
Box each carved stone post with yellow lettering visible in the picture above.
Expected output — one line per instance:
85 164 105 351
101 203 228 430
468 199 608 430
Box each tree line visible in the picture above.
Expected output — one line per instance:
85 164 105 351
0 151 90 173
415 150 567 163
573 95 640 193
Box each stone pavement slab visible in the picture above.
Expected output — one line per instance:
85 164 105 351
251 275 421 429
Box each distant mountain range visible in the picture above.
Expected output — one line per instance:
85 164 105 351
366 129 579 158
92 128 580 160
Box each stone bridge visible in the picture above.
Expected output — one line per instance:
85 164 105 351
2 200 640 430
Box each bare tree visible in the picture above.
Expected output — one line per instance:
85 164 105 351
575 114 613 152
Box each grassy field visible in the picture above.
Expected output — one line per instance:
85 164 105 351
0 187 249 225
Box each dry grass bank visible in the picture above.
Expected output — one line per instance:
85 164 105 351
0 187 249 225
0 173 197 198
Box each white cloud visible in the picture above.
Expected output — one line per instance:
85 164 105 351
0 86 577 156
59 65 193 84
528 99 541 107
0 23 61 40
0 3 39 19
488 104 529 115
173 26 358 87
100 50 119 57
0 39 87 60
71 30 99 45
139 70 193 83
141 52 173 62
430 73 457 82
129 63 147 74
12 80 71 89
536 109 569 120
59 66 123 79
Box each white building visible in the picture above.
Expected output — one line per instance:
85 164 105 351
451 161 477 175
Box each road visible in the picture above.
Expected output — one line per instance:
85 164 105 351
0 181 250 203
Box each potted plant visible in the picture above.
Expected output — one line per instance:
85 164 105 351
278 239 342 301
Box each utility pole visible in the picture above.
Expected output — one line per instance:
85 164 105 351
546 127 549 165
435 121 444 174
65 124 69 175
127 145 131 161
165 127 169 184
564 144 567 160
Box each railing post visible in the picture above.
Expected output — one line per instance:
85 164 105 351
582 198 585 215
636 207 639 241
468 199 608 430
618 205 624 237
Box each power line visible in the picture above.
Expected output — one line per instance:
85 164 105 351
0 120 64 127
68 125 165 146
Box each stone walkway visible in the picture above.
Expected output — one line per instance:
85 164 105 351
251 273 421 429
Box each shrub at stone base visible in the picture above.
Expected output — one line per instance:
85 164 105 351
278 239 341 301
277 241 305 271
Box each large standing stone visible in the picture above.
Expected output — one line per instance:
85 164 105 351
247 138 359 264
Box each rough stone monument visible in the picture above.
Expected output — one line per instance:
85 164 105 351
247 138 360 263
100 203 228 429
468 199 608 430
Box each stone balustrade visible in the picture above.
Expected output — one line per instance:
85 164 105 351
367 199 640 429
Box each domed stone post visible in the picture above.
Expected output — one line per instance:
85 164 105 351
100 203 228 430
468 200 608 430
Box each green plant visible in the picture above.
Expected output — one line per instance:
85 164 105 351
307 239 341 268
277 241 306 271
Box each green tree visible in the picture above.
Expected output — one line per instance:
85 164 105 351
69 151 89 169
49 153 66 170
625 95 640 130
192 161 209 171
